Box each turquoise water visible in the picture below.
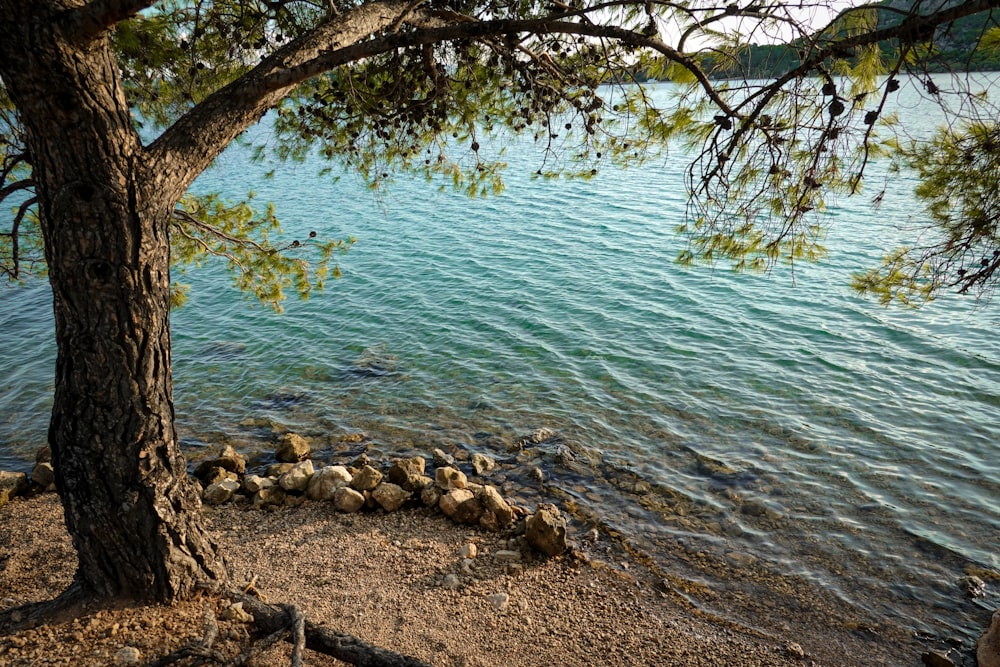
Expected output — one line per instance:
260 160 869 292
2 78 999 652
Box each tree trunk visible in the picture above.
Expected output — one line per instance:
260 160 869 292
0 1 228 601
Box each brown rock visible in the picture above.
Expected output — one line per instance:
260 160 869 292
253 486 287 507
477 485 514 526
435 466 467 491
388 457 427 491
0 471 29 507
275 433 311 462
439 489 474 518
439 488 482 524
978 610 1000 667
193 445 247 483
372 482 411 511
421 485 442 508
526 503 568 556
334 486 365 513
479 510 500 532
31 461 55 488
350 464 383 491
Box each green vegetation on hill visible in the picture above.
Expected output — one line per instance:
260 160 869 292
699 0 1000 78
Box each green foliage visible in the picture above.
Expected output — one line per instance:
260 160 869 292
171 192 352 311
3 0 1000 309
853 122 1000 304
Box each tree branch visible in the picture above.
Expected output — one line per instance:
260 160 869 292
144 0 416 208
1 196 36 280
71 0 159 39
0 178 34 204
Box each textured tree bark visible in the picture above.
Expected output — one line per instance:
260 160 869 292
0 0 228 601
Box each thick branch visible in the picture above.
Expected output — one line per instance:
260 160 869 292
71 0 159 39
0 177 34 204
145 0 414 209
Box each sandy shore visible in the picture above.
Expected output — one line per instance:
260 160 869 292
0 493 920 666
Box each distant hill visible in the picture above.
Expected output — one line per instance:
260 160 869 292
701 0 1000 78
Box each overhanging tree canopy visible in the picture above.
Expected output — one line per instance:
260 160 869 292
0 0 997 617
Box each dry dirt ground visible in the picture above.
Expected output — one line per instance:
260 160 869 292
0 493 915 666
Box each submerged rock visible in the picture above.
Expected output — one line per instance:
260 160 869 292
471 453 497 476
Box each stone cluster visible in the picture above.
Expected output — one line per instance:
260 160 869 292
192 437 569 557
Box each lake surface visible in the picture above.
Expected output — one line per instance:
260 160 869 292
1 77 998 656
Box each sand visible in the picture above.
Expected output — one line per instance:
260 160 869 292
0 493 919 666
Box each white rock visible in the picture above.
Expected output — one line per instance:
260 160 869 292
435 466 467 490
279 460 315 492
486 592 509 611
459 543 478 559
202 478 240 505
334 486 365 513
471 453 497 476
243 475 274 494
494 550 522 563
115 646 142 665
306 465 352 500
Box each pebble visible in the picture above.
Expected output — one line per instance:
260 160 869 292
486 592 509 611
114 646 142 665
460 543 478 559
494 550 522 563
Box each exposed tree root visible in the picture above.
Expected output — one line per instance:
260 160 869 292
2 582 430 667
0 581 89 634
236 593 431 667
142 590 431 667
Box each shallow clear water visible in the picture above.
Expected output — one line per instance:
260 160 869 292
1 77 998 652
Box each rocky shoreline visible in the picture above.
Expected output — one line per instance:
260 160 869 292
2 431 999 667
